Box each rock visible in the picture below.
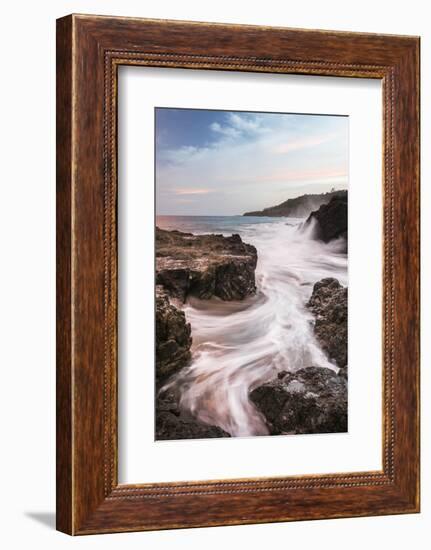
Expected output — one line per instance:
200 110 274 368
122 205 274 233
156 228 257 302
156 388 230 440
155 286 192 381
306 191 347 244
243 190 346 218
249 367 347 435
307 278 347 370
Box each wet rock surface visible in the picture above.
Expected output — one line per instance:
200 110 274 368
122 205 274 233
156 227 257 302
307 278 348 371
249 367 347 435
307 191 347 246
156 388 230 440
155 286 192 381
155 228 349 439
155 227 258 439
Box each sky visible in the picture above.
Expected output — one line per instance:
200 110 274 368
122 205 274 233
155 108 348 216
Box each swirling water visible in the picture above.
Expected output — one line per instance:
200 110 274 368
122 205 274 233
156 215 347 437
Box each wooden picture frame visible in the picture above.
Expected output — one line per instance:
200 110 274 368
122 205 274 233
56 14 420 535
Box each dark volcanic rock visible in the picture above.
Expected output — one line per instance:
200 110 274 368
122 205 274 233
243 190 346 218
155 286 192 381
156 228 257 302
155 228 258 439
307 278 348 370
306 191 348 245
156 389 230 440
249 367 347 435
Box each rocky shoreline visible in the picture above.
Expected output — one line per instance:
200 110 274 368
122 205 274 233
249 277 348 435
306 190 348 247
248 195 348 435
155 285 192 381
156 227 257 302
155 190 348 439
307 278 348 374
243 189 346 218
156 386 230 440
250 367 347 435
155 227 258 439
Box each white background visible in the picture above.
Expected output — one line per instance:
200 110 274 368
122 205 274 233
0 1 428 548
119 67 382 483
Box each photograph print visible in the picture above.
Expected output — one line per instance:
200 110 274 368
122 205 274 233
155 107 348 441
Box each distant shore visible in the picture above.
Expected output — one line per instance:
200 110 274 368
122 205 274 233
243 189 347 218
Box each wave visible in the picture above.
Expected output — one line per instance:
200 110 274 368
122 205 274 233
161 218 347 437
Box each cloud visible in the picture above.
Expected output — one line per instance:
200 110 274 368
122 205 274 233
225 168 347 184
210 121 241 138
174 188 213 196
159 144 210 164
160 113 278 168
156 112 349 215
228 113 269 134
273 133 338 154
210 113 270 141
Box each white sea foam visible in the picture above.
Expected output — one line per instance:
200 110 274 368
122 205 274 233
160 217 347 437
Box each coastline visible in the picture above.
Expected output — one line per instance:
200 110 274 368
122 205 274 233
155 195 348 440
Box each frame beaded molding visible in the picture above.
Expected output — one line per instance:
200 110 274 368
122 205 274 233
102 50 396 499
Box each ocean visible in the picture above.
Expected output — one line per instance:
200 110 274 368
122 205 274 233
156 215 348 437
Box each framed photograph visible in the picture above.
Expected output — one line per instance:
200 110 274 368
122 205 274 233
56 14 420 534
